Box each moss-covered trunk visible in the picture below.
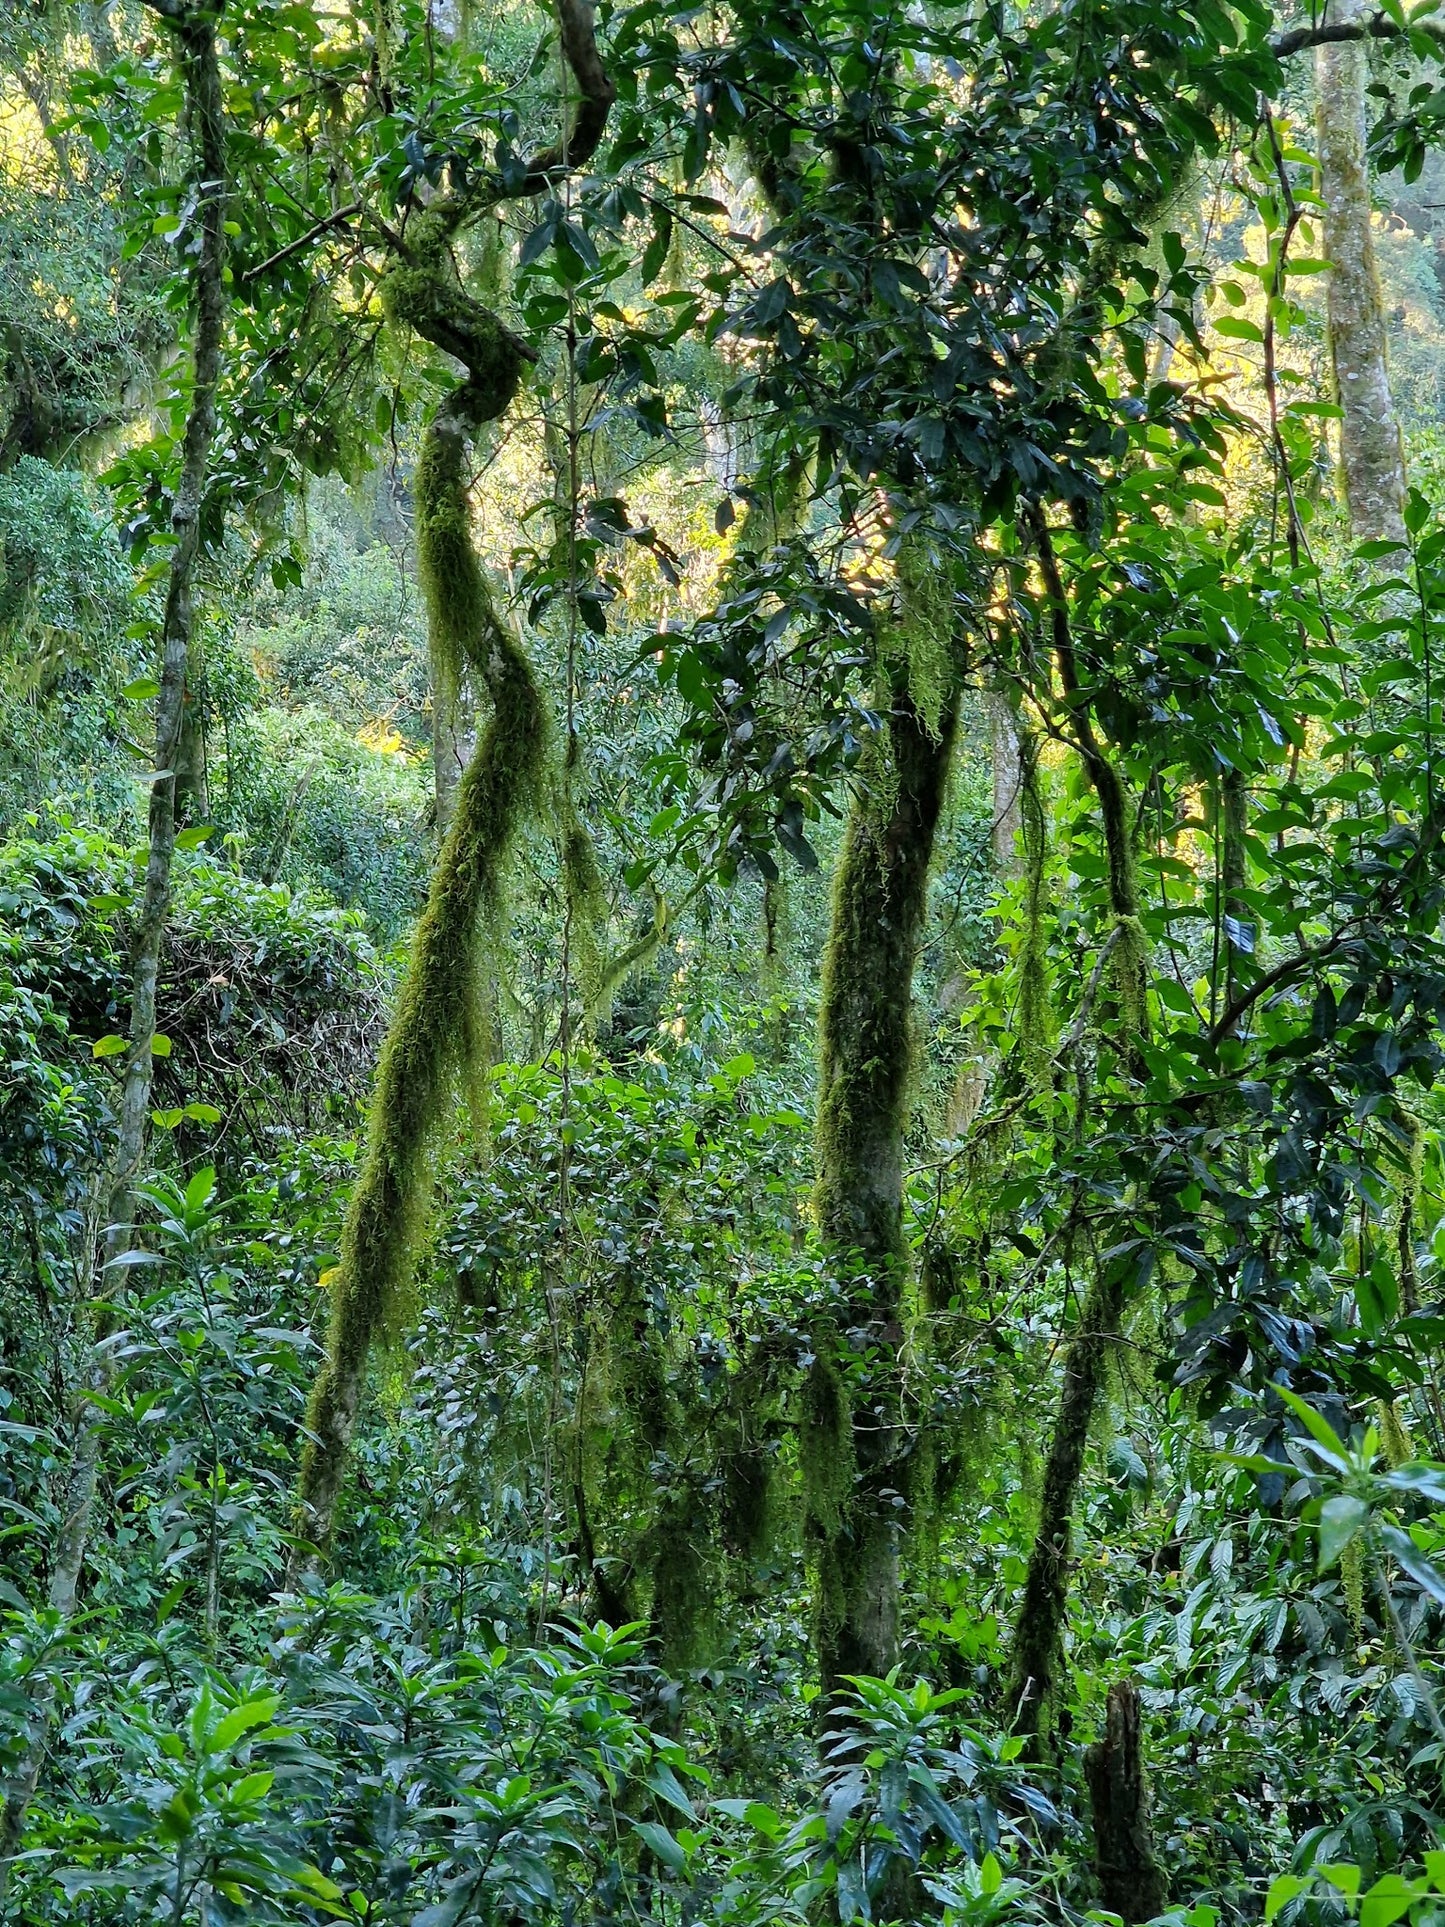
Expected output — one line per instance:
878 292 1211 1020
1316 0 1407 543
808 668 958 1693
288 0 614 1573
292 399 545 1573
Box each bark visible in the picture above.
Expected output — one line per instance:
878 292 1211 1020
431 657 474 836
0 2 226 1889
1316 0 1408 543
1085 1678 1167 1924
809 668 959 1694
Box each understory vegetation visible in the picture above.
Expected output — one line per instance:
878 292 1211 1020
13 1 1445 1924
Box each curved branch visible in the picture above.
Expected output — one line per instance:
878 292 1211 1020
1270 12 1445 59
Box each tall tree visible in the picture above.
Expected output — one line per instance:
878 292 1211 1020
0 0 228 1882
289 0 616 1573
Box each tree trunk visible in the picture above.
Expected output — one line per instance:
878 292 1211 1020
0 1 227 1889
1316 0 1407 543
989 690 1023 874
1085 1678 1167 1924
1006 1266 1126 1744
288 0 614 1574
1006 512 1148 1750
808 665 958 1694
290 401 545 1574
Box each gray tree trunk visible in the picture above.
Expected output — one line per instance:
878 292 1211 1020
1316 0 1408 543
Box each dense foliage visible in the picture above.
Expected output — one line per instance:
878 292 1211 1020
12 1 1445 1925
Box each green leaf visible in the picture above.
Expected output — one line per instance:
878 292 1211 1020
646 1762 697 1819
92 1034 128 1058
1323 1865 1363 1902
1318 1493 1369 1570
121 677 160 700
631 1819 686 1871
151 1031 172 1057
208 1694 280 1755
1265 1875 1307 1922
185 1166 217 1211
980 1853 1002 1897
1362 1873 1421 1927
175 825 214 850
1275 1387 1351 1471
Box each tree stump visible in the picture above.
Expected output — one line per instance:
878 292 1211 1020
1084 1678 1166 1924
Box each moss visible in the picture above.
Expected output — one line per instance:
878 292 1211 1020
882 535 955 741
800 1349 854 1666
1378 1398 1415 1470
560 809 610 1019
1341 1533 1366 1635
808 576 961 1691
292 260 547 1569
589 894 667 1033
380 228 526 430
652 1491 717 1671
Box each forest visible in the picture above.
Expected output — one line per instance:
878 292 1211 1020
13 0 1445 1921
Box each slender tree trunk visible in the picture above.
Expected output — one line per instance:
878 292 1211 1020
1316 0 1408 543
1006 1267 1126 1742
808 667 958 1695
989 690 1023 874
1005 513 1147 1750
0 3 226 1888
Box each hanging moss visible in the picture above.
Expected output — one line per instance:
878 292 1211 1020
559 805 611 1019
1378 1398 1415 1470
1341 1534 1366 1635
292 264 546 1572
882 535 955 741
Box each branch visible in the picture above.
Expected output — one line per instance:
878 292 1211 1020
1206 934 1344 1048
418 0 616 245
241 203 361 285
520 0 617 189
1270 11 1445 59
